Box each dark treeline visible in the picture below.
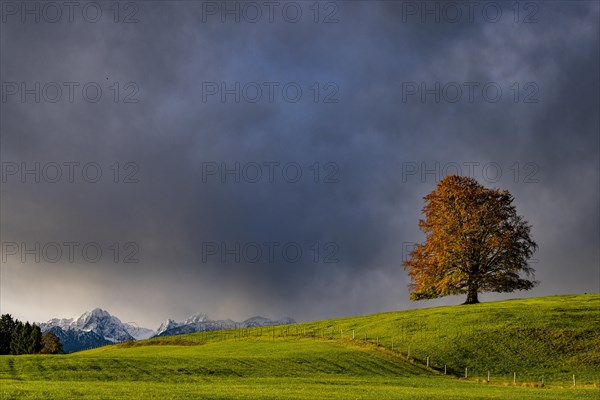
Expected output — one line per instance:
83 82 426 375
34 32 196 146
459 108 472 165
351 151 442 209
0 314 63 355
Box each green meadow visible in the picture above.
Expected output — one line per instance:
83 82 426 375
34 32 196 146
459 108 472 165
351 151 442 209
1 294 598 399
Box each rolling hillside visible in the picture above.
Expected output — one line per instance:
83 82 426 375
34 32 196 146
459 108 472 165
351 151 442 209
294 293 600 384
1 294 598 399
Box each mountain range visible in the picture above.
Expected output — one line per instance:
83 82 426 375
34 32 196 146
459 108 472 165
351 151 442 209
40 308 295 352
155 313 296 337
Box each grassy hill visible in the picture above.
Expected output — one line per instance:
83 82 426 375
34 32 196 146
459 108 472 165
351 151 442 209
294 293 600 384
1 294 598 399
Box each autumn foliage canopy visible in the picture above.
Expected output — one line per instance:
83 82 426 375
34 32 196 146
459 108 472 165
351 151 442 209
403 175 538 304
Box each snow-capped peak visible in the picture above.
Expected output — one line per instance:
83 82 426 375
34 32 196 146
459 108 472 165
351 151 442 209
40 309 296 345
155 313 209 335
155 319 180 335
123 322 155 340
41 308 154 343
184 313 209 324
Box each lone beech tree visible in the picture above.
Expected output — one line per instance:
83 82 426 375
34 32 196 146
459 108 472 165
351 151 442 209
403 175 538 304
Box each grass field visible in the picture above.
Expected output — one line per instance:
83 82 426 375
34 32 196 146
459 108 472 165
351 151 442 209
1 294 598 399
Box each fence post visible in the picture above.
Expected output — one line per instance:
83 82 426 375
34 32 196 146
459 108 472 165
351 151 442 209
573 375 576 387
513 372 516 384
376 336 379 346
487 371 490 383
465 367 468 378
444 365 446 375
426 357 429 367
352 329 355 339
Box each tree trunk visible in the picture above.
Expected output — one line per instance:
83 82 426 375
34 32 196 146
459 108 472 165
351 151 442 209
464 287 479 304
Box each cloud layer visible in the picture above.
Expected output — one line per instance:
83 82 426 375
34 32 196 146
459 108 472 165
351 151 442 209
1 1 598 329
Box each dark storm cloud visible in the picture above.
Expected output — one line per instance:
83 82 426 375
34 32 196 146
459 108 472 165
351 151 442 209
1 1 598 328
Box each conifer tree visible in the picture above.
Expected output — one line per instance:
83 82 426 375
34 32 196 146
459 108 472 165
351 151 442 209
0 314 16 355
20 322 33 354
10 322 24 355
27 324 42 354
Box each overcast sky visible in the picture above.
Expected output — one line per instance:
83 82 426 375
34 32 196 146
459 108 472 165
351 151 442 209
1 1 598 330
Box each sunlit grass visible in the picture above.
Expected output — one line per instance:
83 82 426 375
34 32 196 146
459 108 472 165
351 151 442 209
1 294 598 399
